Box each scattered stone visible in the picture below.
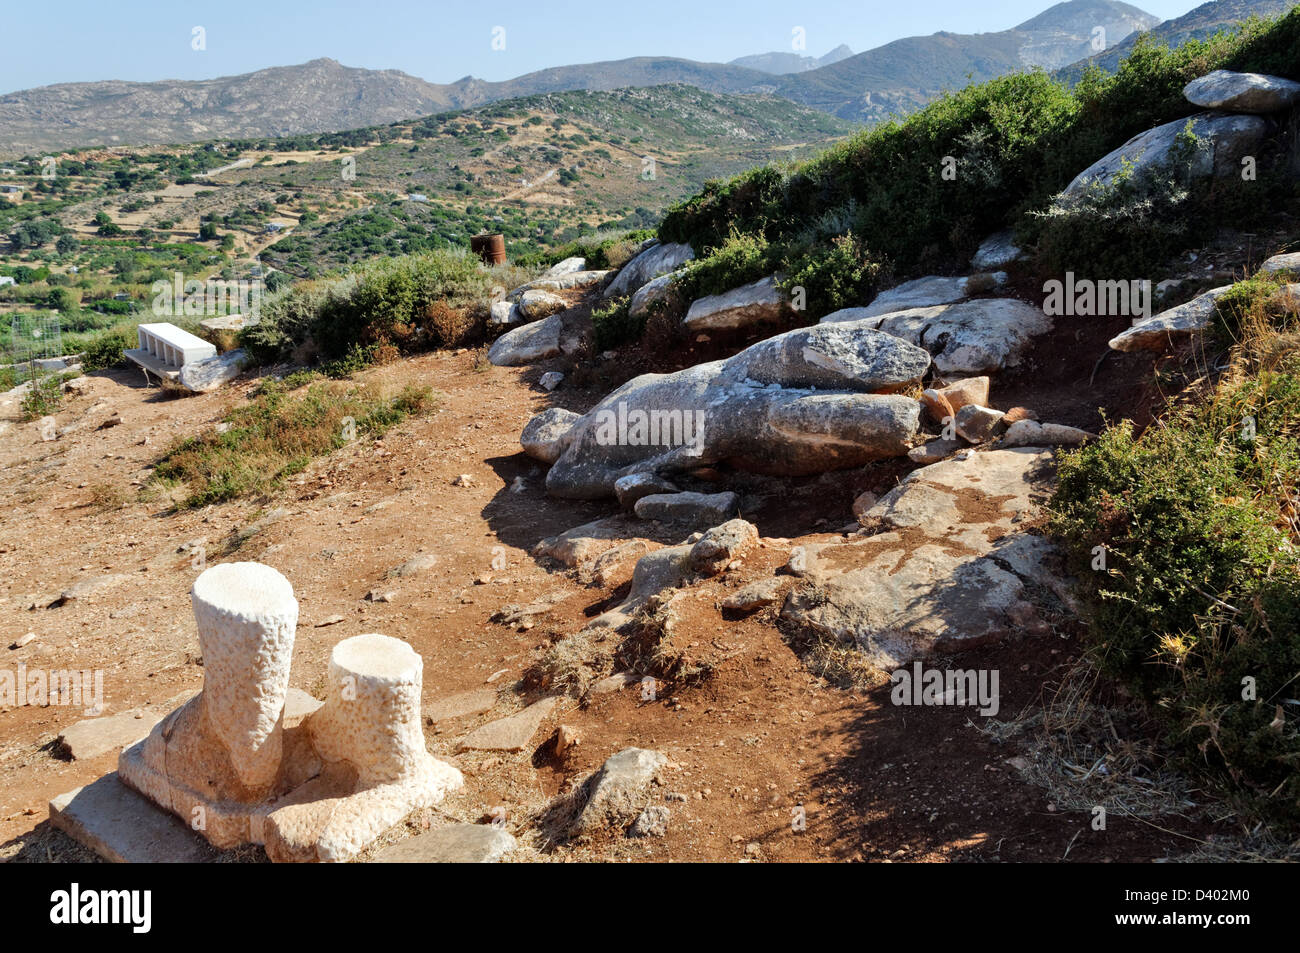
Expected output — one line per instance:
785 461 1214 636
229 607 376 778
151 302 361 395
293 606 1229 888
555 724 581 755
721 577 783 612
682 275 791 332
544 322 927 499
572 748 669 835
851 272 1008 318
55 574 129 606
628 269 685 319
389 553 438 577
510 270 611 295
1260 252 1300 275
919 388 954 423
590 672 638 695
688 519 758 575
489 300 522 325
180 349 247 393
934 376 990 414
10 632 35 649
1000 419 1095 447
954 404 1007 443
635 491 739 526
62 376 93 396
1183 69 1300 113
58 710 163 761
452 474 475 487
457 696 560 752
630 805 670 838
373 823 516 863
614 472 680 508
425 688 497 726
539 371 564 391
544 256 586 277
314 615 345 627
783 448 1069 667
37 416 57 441
851 491 879 522
1108 285 1232 352
365 589 397 603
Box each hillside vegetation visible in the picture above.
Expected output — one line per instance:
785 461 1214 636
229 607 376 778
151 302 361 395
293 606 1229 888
660 11 1300 314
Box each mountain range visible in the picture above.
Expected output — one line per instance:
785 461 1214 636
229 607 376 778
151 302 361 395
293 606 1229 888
0 0 1289 155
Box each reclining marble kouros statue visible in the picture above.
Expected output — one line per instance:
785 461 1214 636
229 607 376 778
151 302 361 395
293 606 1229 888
532 321 931 500
117 561 462 862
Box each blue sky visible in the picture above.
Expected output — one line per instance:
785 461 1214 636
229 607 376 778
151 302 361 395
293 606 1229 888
1 0 1203 94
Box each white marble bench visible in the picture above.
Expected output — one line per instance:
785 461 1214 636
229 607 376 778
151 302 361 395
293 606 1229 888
124 323 216 380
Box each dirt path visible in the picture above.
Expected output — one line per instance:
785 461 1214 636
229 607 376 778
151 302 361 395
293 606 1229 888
0 348 1215 862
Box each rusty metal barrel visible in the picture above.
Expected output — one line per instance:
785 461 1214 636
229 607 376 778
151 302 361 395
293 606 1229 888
470 233 506 265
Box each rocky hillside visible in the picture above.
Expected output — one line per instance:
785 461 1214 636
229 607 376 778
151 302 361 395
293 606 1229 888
774 0 1157 120
1058 0 1299 79
0 0 1157 154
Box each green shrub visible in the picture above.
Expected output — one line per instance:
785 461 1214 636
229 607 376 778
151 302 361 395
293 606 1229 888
676 231 772 301
80 327 135 371
1050 328 1300 825
591 297 640 351
658 9 1300 314
154 380 435 507
20 374 63 420
241 249 501 364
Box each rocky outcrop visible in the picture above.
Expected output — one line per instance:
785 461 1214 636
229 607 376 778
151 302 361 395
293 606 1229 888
1061 113 1268 199
821 299 1051 374
682 275 792 332
1184 70 1300 114
604 242 694 300
1108 285 1231 352
541 321 928 499
781 448 1071 668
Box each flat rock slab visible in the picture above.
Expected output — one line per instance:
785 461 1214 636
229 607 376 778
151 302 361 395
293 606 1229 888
783 447 1071 667
1109 285 1231 352
855 272 1007 318
425 688 497 725
458 696 560 752
58 709 163 761
49 773 219 863
373 823 516 863
682 275 790 332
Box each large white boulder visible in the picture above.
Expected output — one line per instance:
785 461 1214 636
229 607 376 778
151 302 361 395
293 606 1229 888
1061 112 1268 200
604 242 695 300
1184 70 1300 113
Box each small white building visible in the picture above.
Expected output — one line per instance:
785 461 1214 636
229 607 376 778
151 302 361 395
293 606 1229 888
0 276 15 286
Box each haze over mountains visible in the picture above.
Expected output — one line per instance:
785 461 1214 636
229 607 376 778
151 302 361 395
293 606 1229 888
0 0 1288 154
